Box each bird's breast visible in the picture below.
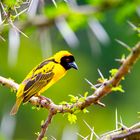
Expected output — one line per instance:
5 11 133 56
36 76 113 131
52 64 67 82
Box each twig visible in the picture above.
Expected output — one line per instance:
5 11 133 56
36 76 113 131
0 2 29 38
0 76 19 90
37 111 56 140
0 42 140 139
100 124 140 140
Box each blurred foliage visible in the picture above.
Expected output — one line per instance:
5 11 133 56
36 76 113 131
0 0 140 140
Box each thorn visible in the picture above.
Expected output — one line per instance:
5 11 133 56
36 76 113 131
115 58 124 64
97 69 104 79
50 136 56 140
118 122 128 131
120 115 123 126
78 94 83 98
0 2 7 16
0 19 6 26
115 54 125 64
14 8 28 19
127 21 140 33
115 108 118 130
83 120 93 131
118 116 128 131
83 120 100 139
27 0 34 12
0 35 6 41
52 0 57 8
85 78 97 89
96 100 105 107
10 21 29 38
127 21 137 29
115 39 131 52
94 83 102 88
14 7 19 20
76 133 89 140
115 58 122 63
119 116 129 130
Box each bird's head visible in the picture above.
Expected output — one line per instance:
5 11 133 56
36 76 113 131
53 51 78 70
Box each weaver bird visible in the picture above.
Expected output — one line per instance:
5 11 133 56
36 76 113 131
10 51 78 115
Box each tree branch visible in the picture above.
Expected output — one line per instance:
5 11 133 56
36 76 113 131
100 122 140 140
37 111 56 140
0 76 19 90
0 42 140 139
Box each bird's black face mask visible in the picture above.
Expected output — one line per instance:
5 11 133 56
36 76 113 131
60 56 78 70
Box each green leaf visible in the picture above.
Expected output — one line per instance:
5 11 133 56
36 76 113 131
84 92 88 98
42 137 47 140
69 94 78 103
35 132 40 136
31 106 40 110
109 69 118 77
120 54 126 63
74 109 81 114
59 101 68 105
112 85 124 93
98 77 107 83
41 120 44 126
109 68 124 80
67 113 77 124
31 106 36 110
78 97 85 102
83 108 89 114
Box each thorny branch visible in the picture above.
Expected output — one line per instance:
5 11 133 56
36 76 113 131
0 42 140 139
100 122 140 140
37 111 56 140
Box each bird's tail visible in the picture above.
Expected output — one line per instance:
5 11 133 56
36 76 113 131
10 96 23 115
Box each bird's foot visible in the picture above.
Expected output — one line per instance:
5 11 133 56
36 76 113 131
38 96 52 104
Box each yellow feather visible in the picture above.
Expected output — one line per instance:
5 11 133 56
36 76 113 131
10 95 23 115
38 63 66 94
10 50 76 115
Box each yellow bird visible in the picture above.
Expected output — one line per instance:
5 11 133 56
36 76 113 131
10 51 78 115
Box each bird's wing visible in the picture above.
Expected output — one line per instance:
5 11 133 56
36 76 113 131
19 59 55 102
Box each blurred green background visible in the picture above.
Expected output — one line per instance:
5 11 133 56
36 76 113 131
0 0 140 140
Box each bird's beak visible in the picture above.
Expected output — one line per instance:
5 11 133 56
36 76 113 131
68 62 78 70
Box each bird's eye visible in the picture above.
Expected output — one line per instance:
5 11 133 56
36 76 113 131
65 58 70 62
